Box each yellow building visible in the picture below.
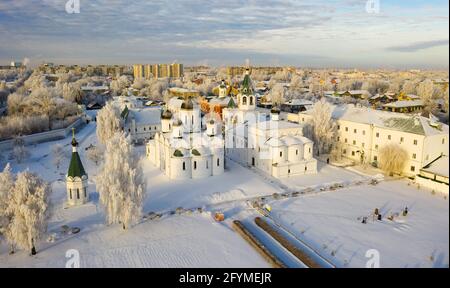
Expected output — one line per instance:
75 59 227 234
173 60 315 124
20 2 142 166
134 63 183 79
133 64 144 80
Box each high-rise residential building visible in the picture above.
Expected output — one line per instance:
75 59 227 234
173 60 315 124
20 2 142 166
133 64 145 80
170 63 184 78
133 63 184 79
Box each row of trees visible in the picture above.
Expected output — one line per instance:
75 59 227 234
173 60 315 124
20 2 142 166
0 70 83 140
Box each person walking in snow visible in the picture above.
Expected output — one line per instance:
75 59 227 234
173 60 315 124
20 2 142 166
403 206 408 216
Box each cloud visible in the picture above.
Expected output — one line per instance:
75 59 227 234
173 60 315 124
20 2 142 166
0 0 448 68
386 39 449 52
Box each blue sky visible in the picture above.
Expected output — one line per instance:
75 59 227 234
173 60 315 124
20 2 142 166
0 0 448 68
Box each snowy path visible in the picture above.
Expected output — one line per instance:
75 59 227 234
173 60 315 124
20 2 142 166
239 216 307 268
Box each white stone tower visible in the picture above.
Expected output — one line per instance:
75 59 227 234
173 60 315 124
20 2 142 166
161 108 173 133
66 128 89 206
179 97 201 133
218 80 227 98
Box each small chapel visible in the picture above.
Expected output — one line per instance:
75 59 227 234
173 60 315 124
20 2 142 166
66 128 89 206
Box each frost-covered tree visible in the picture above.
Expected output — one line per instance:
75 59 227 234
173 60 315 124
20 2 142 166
96 102 122 144
86 146 104 166
29 87 57 129
307 98 337 156
110 75 130 96
269 84 286 106
51 144 65 169
401 80 417 95
7 93 27 115
444 86 449 113
5 171 51 255
379 144 408 176
417 80 438 116
0 164 14 242
96 133 146 230
62 82 82 103
10 136 29 164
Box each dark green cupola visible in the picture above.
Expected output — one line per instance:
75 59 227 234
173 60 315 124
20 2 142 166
241 68 253 95
67 128 87 178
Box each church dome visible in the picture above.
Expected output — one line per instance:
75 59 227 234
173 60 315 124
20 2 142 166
173 118 183 126
181 97 194 110
161 109 173 120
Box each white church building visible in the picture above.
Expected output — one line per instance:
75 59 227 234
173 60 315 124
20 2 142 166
223 69 317 178
146 97 225 180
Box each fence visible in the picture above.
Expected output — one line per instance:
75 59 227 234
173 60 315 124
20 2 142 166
0 118 84 151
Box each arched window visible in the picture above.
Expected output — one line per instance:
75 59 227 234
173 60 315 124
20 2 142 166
206 161 208 169
77 189 80 199
250 96 254 105
194 161 197 170
69 189 72 199
217 158 220 167
183 162 186 170
84 188 87 198
242 96 247 105
192 115 194 125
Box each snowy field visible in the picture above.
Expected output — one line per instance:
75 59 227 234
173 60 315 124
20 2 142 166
1 121 448 268
0 205 268 268
268 180 449 268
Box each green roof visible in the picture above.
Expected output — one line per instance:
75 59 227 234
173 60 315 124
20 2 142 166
68 152 87 178
227 97 237 108
173 149 184 157
121 105 129 120
241 74 253 95
383 117 425 135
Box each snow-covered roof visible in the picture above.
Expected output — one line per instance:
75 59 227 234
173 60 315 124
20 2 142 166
250 120 302 131
300 104 449 136
284 99 313 106
383 100 423 108
81 85 109 91
168 97 199 109
421 156 449 178
265 135 311 147
209 96 232 106
130 108 161 124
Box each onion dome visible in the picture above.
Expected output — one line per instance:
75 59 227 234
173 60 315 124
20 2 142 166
173 118 183 126
181 97 194 110
161 109 173 120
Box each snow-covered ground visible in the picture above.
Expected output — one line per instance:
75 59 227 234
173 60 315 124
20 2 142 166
268 180 449 268
1 120 448 268
1 206 269 268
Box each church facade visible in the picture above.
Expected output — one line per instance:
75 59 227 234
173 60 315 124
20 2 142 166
223 69 318 178
146 97 225 180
